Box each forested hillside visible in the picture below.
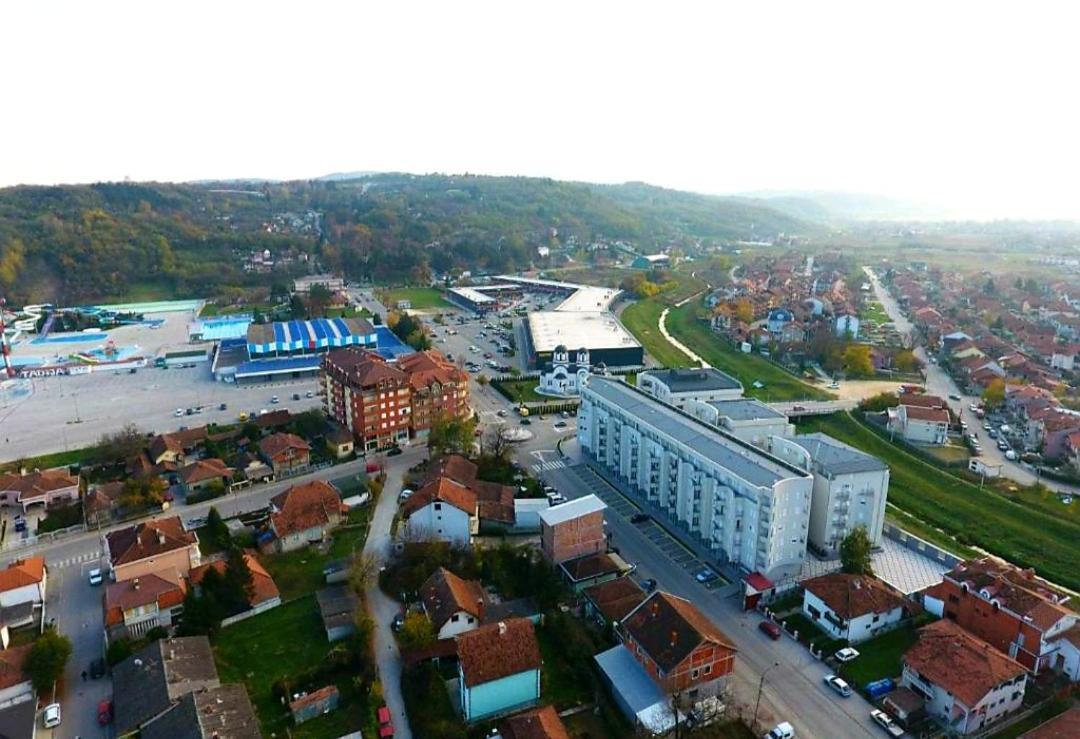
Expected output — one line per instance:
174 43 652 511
0 174 807 305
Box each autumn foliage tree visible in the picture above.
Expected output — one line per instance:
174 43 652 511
841 343 874 378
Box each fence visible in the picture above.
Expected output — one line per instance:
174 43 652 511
220 595 283 628
883 523 962 569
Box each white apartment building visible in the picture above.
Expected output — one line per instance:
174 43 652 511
687 398 795 446
637 368 744 410
768 433 889 555
578 376 813 578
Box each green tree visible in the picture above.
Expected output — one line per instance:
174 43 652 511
307 282 333 317
893 350 920 373
841 343 874 378
840 526 874 576
427 414 477 457
206 506 230 549
118 477 166 510
983 377 1006 408
24 628 72 692
398 612 437 652
96 423 146 465
223 547 254 608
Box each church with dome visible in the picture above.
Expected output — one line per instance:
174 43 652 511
537 345 598 397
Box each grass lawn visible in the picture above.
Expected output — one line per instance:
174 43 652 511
799 412 1080 591
665 303 832 401
923 444 971 466
859 300 891 326
262 517 369 601
494 378 548 404
620 299 696 368
840 626 919 688
0 446 95 473
400 662 462 739
214 597 373 739
885 507 979 560
378 287 451 310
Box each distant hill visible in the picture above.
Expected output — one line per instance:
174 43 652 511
0 174 807 305
738 189 948 221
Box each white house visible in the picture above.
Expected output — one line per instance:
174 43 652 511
0 558 47 609
688 398 794 446
887 404 950 445
637 367 743 410
538 346 591 398
1051 626 1080 681
421 567 488 640
902 620 1028 735
769 433 890 555
835 313 860 339
401 477 477 547
801 573 905 644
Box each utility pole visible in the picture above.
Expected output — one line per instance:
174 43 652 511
753 661 780 731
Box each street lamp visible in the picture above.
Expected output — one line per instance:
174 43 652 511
753 661 781 731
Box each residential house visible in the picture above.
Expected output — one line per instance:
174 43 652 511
558 552 628 592
0 558 46 609
139 684 261 739
901 619 1027 736
112 636 223 737
178 458 234 495
0 644 33 707
104 572 186 641
457 618 542 722
325 426 355 459
401 477 478 547
1052 625 1080 681
189 551 281 619
801 573 906 644
583 577 646 627
935 557 1076 675
539 495 606 565
259 433 311 476
425 455 516 531
0 468 80 512
316 585 359 642
420 567 488 640
835 313 860 339
289 685 340 726
496 705 570 739
85 480 123 526
887 404 950 445
0 698 36 739
637 368 743 409
235 452 274 484
267 481 343 553
105 516 200 583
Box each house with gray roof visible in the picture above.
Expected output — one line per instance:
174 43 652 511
637 368 743 409
768 432 890 556
141 684 261 739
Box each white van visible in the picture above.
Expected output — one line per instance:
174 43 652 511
764 722 794 739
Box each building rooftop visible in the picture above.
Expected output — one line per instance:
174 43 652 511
621 591 736 674
269 481 341 539
112 637 220 736
586 377 809 487
141 684 261 739
0 557 46 593
1020 706 1080 739
420 567 487 631
527 311 640 354
457 618 541 688
537 494 606 527
107 517 196 567
593 644 678 734
802 573 905 619
498 705 571 739
709 398 787 421
944 557 1072 631
904 619 1027 708
583 577 647 623
790 432 888 475
641 367 743 394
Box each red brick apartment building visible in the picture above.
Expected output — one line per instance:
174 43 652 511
929 557 1076 674
321 348 470 452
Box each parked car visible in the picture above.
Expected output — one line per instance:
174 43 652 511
758 620 782 640
13 517 26 533
520 418 532 425
174 408 184 417
694 567 719 584
554 421 568 428
641 578 658 592
764 721 795 739
218 402 227 411
97 699 113 726
398 488 414 502
834 647 860 662
378 704 394 738
948 393 961 401
89 658 106 679
306 390 314 398
391 614 405 632
43 703 61 729
271 395 280 404
88 568 103 586
292 393 301 401
1005 449 1018 461
387 446 403 457
630 512 650 524
870 709 905 737
823 674 852 697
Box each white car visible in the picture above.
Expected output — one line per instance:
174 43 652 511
43 703 61 728
398 488 414 502
834 646 860 662
763 721 795 739
1005 449 1018 461
870 708 905 737
88 568 103 586
174 408 184 417
823 674 852 697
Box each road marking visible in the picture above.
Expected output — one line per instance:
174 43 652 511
48 551 103 570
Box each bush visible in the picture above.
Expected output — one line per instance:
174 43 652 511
36 502 83 534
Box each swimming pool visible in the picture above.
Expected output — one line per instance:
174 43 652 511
31 332 107 345
194 315 253 341
93 299 204 314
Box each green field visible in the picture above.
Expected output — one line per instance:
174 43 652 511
620 299 696 368
840 625 920 688
378 287 451 310
800 412 1080 591
214 598 373 739
665 303 832 401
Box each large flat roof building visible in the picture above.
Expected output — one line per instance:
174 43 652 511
578 375 812 578
638 368 744 409
246 317 375 358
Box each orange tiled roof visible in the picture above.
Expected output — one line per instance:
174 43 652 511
456 618 541 688
0 557 46 592
622 591 737 673
269 480 341 538
499 705 571 739
803 573 906 620
0 469 79 502
401 477 477 518
106 516 196 567
420 567 487 630
190 550 280 607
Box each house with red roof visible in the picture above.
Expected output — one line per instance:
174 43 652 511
0 558 47 609
266 480 343 553
401 477 478 547
104 572 186 641
178 458 234 494
0 469 79 512
887 404 950 445
456 618 541 722
801 573 906 644
420 567 488 639
0 644 33 706
901 619 1027 735
497 705 570 739
105 516 200 584
258 432 311 476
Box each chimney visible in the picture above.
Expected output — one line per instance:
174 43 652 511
651 600 660 617
476 597 485 622
158 530 166 545
498 621 507 636
133 577 140 590
670 630 678 649
853 580 862 590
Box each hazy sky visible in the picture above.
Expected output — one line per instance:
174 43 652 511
3 1 1079 219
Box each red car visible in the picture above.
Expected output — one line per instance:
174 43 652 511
97 699 113 726
758 620 782 640
378 705 394 738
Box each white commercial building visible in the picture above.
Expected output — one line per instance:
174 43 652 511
637 368 744 410
768 433 889 555
578 376 812 578
687 398 794 446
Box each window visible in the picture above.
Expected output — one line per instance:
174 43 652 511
434 503 442 511
452 614 459 622
691 668 700 679
703 664 711 675
872 614 880 623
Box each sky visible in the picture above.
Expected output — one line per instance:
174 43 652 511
2 1 1079 220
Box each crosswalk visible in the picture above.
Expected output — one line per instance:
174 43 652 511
49 551 103 570
531 459 567 473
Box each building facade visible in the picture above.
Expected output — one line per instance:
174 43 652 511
637 368 743 410
578 376 812 578
768 433 889 555
539 495 606 565
538 346 591 398
687 399 794 446
801 573 905 644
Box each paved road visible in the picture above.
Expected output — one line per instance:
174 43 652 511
541 442 881 739
865 267 1076 494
